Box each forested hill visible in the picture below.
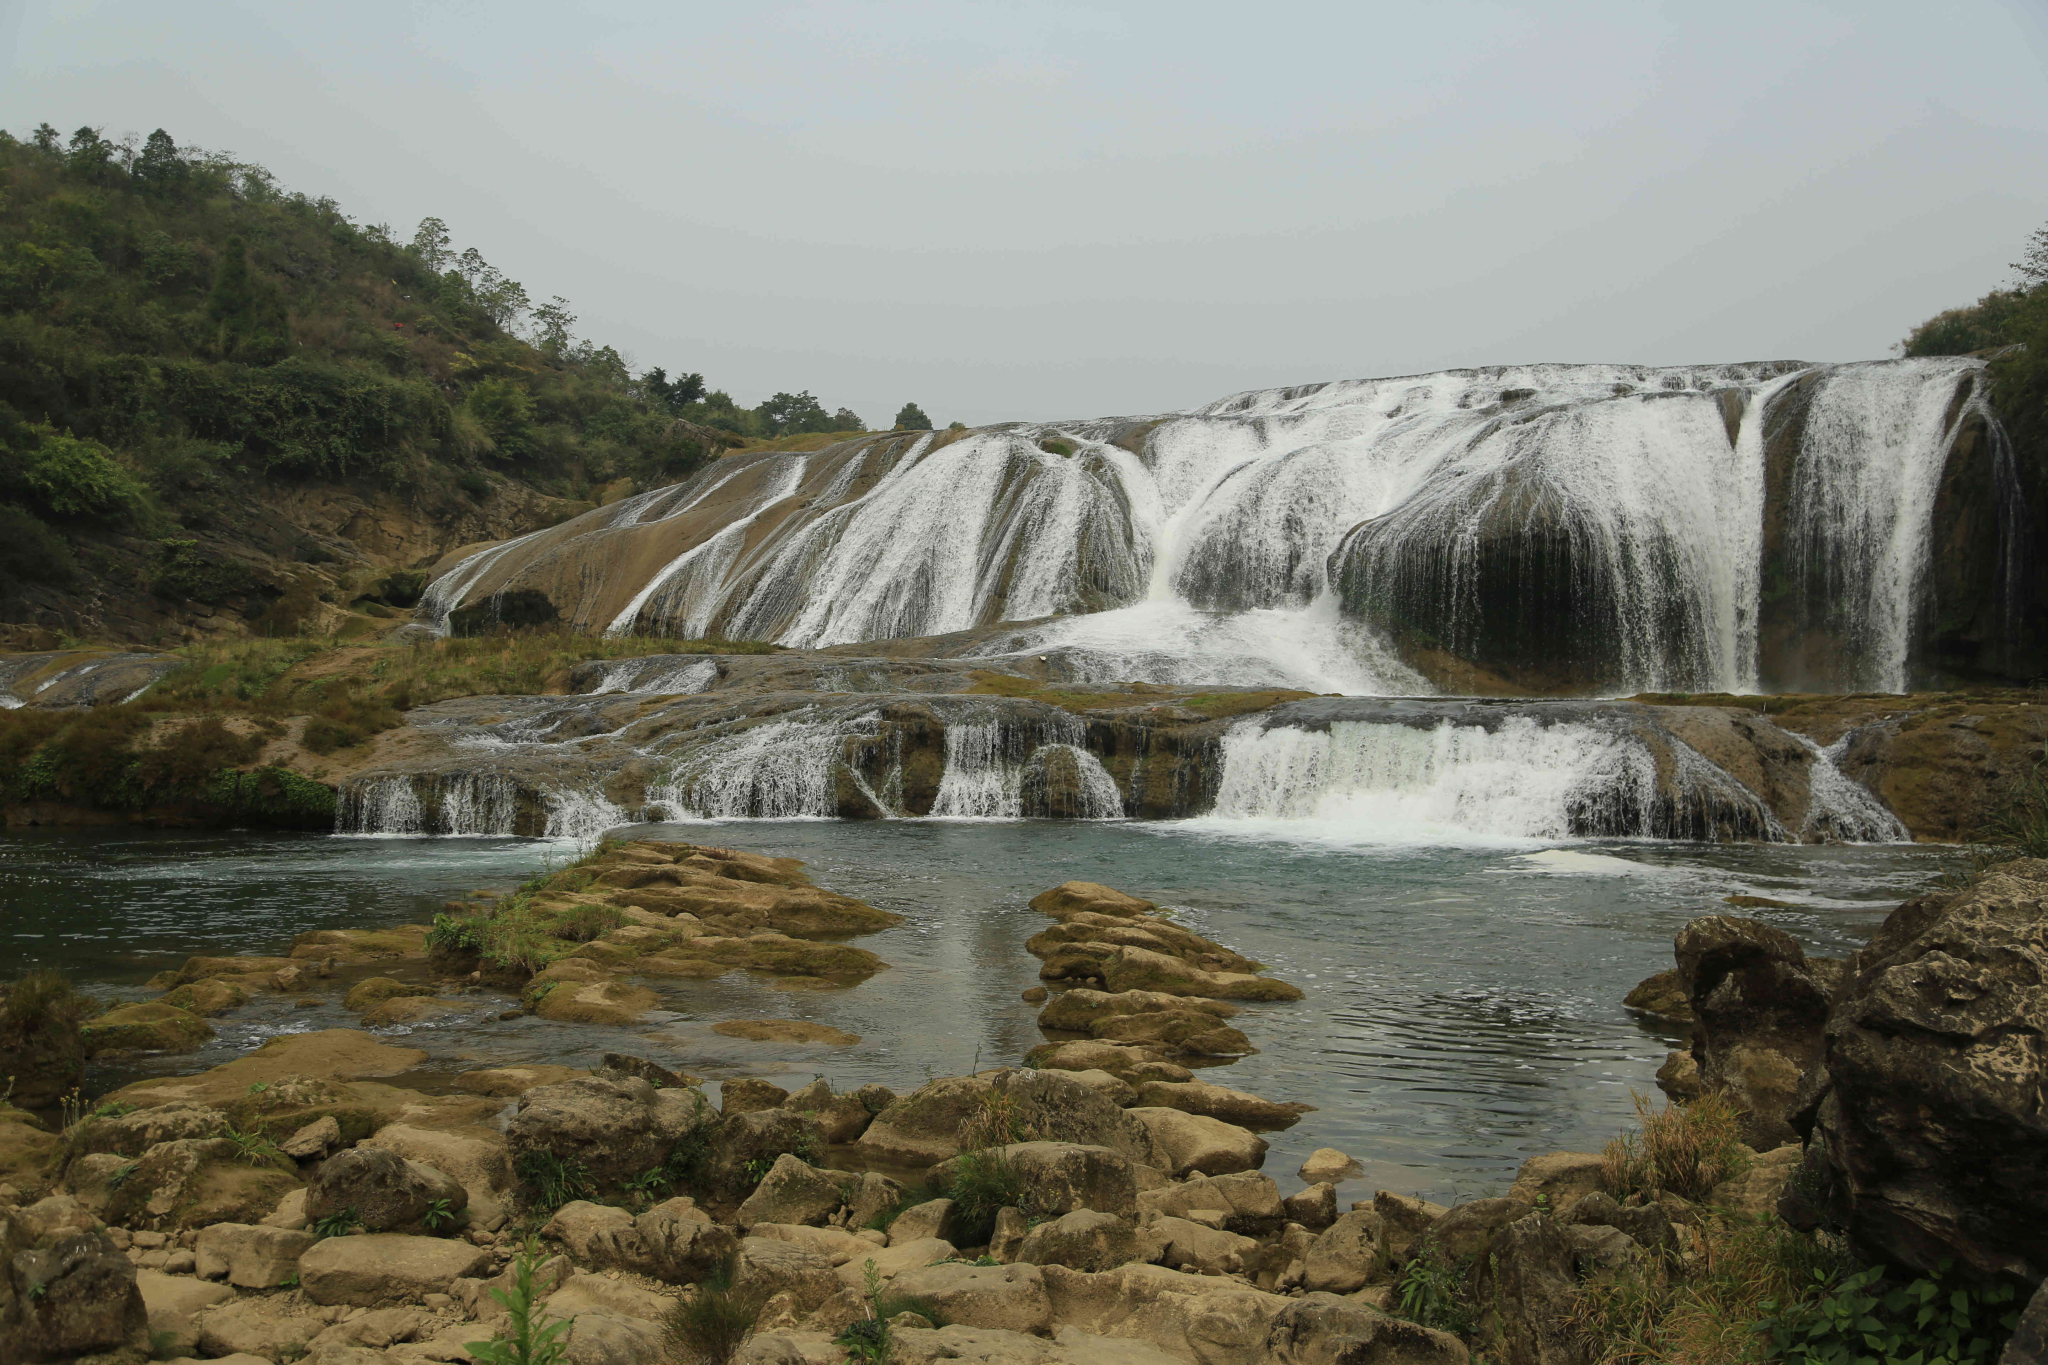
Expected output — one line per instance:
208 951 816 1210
0 123 879 646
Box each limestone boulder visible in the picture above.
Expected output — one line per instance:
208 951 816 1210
636 1197 736 1283
984 1068 1166 1167
544 1201 644 1267
1132 1081 1311 1132
102 1137 300 1232
1302 1208 1383 1293
886 1262 1054 1335
854 1075 991 1166
193 1296 323 1361
5 1222 146 1362
889 1199 957 1245
1674 914 1834 1149
1016 1210 1142 1273
558 1309 666 1365
1030 882 1160 921
1259 1295 1469 1365
62 1100 229 1163
305 1145 467 1234
834 1236 955 1287
297 1232 490 1307
932 1142 1140 1219
1471 1213 1585 1365
1023 1040 1180 1079
734 1236 841 1313
506 1072 715 1193
1126 1108 1268 1177
361 1122 512 1227
1426 1197 1532 1264
1283 1182 1338 1230
1507 1152 1606 1212
158 978 252 1017
135 1268 232 1358
1373 1190 1450 1264
79 1001 212 1057
1141 1215 1259 1275
1299 1148 1362 1185
1707 1144 1801 1217
1798 861 2048 1282
194 1221 315 1287
704 1109 830 1199
736 1153 852 1230
748 1222 871 1267
720 1078 790 1115
1623 968 1694 1024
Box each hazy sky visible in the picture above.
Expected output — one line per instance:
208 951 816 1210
8 1 2048 426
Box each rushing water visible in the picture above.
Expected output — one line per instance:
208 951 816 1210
419 358 2014 695
0 823 1951 1200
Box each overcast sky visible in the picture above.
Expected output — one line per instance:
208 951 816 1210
7 1 2048 426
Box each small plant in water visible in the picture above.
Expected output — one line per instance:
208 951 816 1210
466 1238 571 1365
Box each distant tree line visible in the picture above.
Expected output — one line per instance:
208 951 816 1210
1901 222 2048 466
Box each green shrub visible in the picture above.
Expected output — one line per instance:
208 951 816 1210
941 1148 1026 1247
0 504 76 587
0 970 97 1047
1601 1090 1748 1202
515 1149 592 1213
151 538 254 603
659 1255 766 1365
1394 1243 1474 1334
1758 1261 2020 1365
466 1238 571 1365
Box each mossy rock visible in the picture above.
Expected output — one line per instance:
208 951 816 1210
80 1002 213 1057
158 978 251 1017
342 977 436 1012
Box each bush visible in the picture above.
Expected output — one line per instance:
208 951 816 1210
660 1256 766 1365
1901 290 2028 357
152 538 255 603
1759 1261 2020 1365
465 1238 571 1365
0 503 76 588
5 425 148 520
514 1148 592 1214
941 1147 1026 1247
0 970 97 1047
1600 1090 1748 1202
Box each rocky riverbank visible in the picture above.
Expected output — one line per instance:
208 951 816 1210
5 838 2039 1364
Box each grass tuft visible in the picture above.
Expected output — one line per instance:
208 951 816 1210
1601 1090 1748 1203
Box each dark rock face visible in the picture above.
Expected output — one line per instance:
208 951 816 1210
305 1145 467 1234
1799 860 2048 1283
1472 1213 1589 1365
1 1212 145 1363
1670 914 1835 1149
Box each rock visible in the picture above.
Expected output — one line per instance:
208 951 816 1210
1623 968 1695 1024
888 1262 1054 1335
1017 1210 1142 1273
737 1153 851 1230
1283 1182 1338 1230
544 1201 644 1267
1707 1143 1802 1217
1126 1108 1268 1177
854 1075 992 1165
1472 1213 1584 1365
785 1087 875 1145
749 1223 871 1266
194 1295 323 1360
1655 1049 1704 1102
1800 861 2048 1282
1302 1209 1383 1293
1507 1152 1606 1212
102 1137 300 1232
834 1236 956 1287
889 1199 957 1245
0 1105 60 1194
158 978 252 1017
1023 1040 1179 1079
711 1019 861 1045
63 1100 229 1162
79 1001 213 1057
2008 1279 2048 1365
136 1267 232 1357
1138 1172 1284 1231
704 1109 830 1199
734 1236 841 1313
343 978 435 1012
282 1114 342 1160
1022 987 1049 1003
264 1188 309 1229
305 1146 467 1234
933 1142 1140 1219
531 975 659 1025
559 1308 666 1365
361 995 462 1027
842 1170 904 1230
7 1223 147 1360
636 1197 737 1283
57 1151 130 1216
721 1078 791 1115
1674 914 1834 1149
1563 1223 1645 1281
307 1304 428 1350
451 1064 586 1097
360 1123 512 1227
985 1068 1167 1167
989 1207 1030 1263
1261 1294 1470 1365
297 1233 490 1306
506 1072 715 1193
1426 1197 1532 1264
1031 882 1161 920
1052 1069 1138 1108
1372 1191 1449 1264
1299 1148 1362 1185
543 1271 678 1323
1141 1215 1259 1275
195 1221 315 1287
1131 1081 1311 1132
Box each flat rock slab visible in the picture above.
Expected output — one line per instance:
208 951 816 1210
712 1019 862 1045
298 1232 491 1306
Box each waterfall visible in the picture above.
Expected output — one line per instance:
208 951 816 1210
1798 735 1909 844
336 773 518 836
929 714 1126 819
587 658 718 696
647 712 868 820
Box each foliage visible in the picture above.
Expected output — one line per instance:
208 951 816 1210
515 1148 593 1213
312 1207 363 1239
0 969 96 1045
1900 290 2029 358
466 1238 571 1365
940 1147 1026 1247
1394 1242 1474 1335
218 1123 293 1171
1758 1261 2020 1365
660 1255 767 1365
422 1197 457 1231
893 401 931 430
1600 1090 1748 1202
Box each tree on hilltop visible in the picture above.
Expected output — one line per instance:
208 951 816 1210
893 402 931 430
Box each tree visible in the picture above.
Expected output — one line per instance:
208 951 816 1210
529 296 576 357
30 123 60 154
2014 224 2048 289
206 235 256 347
831 407 863 431
133 129 186 192
893 402 932 430
642 367 706 413
411 217 453 273
66 127 114 182
756 391 832 437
